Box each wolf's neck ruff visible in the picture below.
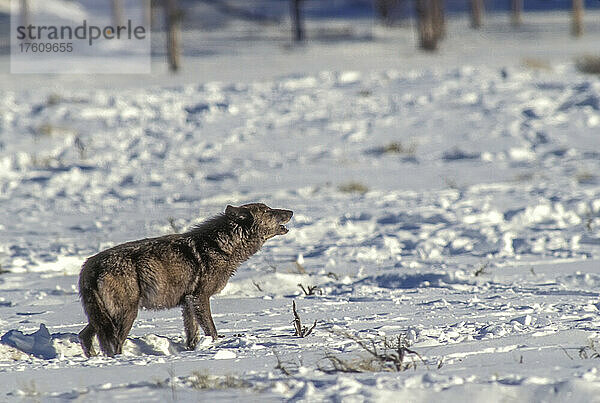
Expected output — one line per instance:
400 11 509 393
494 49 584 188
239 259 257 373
187 214 264 277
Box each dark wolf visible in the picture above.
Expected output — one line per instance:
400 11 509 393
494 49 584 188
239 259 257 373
78 203 293 357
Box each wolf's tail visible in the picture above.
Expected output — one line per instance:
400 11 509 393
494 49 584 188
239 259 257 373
79 277 119 357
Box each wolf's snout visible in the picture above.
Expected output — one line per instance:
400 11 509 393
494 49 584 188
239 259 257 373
276 209 293 235
280 209 293 223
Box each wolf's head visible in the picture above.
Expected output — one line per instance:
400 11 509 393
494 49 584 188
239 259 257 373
225 203 293 240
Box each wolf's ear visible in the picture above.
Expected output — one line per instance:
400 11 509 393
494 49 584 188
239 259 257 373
225 205 238 216
225 205 253 224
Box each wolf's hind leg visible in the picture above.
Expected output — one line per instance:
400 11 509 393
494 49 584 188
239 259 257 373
79 324 97 357
182 297 200 350
96 327 118 357
115 308 138 355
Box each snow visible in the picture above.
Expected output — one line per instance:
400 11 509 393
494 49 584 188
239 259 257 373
1 4 600 402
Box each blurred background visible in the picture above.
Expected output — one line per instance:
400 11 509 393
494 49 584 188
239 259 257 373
0 0 599 88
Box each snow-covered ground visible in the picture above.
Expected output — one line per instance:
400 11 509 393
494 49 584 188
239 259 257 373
1 7 600 402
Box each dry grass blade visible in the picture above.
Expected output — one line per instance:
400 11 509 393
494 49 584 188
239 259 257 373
304 320 317 337
292 300 317 337
292 300 302 336
294 261 307 274
273 350 297 376
473 261 489 277
167 217 180 233
559 346 574 360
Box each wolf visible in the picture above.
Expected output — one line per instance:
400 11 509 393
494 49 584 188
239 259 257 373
78 203 293 357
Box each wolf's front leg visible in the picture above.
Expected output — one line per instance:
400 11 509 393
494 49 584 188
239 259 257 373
188 294 218 341
182 297 200 350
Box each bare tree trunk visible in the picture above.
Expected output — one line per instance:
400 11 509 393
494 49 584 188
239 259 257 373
20 0 30 30
511 0 522 27
143 0 152 30
150 0 160 28
432 0 445 40
111 0 124 27
375 0 397 25
165 0 181 72
291 0 305 42
571 0 584 37
416 0 437 51
375 0 390 22
470 0 483 29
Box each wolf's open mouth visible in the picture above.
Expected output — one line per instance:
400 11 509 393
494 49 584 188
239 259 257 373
278 214 292 234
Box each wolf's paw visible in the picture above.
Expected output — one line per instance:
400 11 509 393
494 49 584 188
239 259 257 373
186 337 199 351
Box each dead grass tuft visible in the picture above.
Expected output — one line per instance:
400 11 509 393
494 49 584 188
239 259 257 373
575 55 600 75
320 331 425 373
522 58 552 71
298 283 321 296
366 141 417 158
46 94 62 106
35 123 76 137
576 170 597 185
338 182 369 194
381 141 416 156
188 371 251 390
579 340 600 359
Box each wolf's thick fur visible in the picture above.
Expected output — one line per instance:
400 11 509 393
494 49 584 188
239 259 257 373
78 203 293 357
